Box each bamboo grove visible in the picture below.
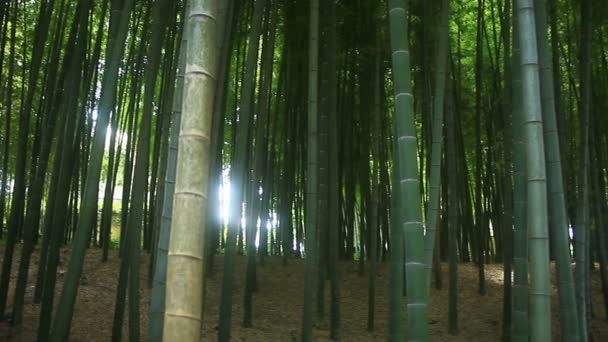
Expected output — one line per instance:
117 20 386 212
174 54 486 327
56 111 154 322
0 0 605 341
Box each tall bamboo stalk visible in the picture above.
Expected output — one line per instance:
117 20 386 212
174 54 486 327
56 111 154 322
387 1 429 340
163 0 218 340
515 0 552 340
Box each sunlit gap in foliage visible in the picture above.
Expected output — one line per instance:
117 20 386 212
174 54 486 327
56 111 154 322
219 167 283 251
569 225 574 255
90 107 130 150
90 109 130 200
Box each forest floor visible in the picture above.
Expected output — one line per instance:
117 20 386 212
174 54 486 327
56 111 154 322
1 245 607 341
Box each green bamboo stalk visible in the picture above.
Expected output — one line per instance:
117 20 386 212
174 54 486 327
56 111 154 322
445 66 459 336
148 12 187 342
534 0 581 340
574 0 592 339
388 1 428 341
162 0 218 340
326 1 341 338
302 0 319 340
511 7 529 341
423 0 450 286
515 1 552 341
499 2 514 340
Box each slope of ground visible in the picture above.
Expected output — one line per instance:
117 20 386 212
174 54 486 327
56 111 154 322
0 246 606 341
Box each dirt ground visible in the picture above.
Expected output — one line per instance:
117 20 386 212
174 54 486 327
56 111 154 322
1 245 607 341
